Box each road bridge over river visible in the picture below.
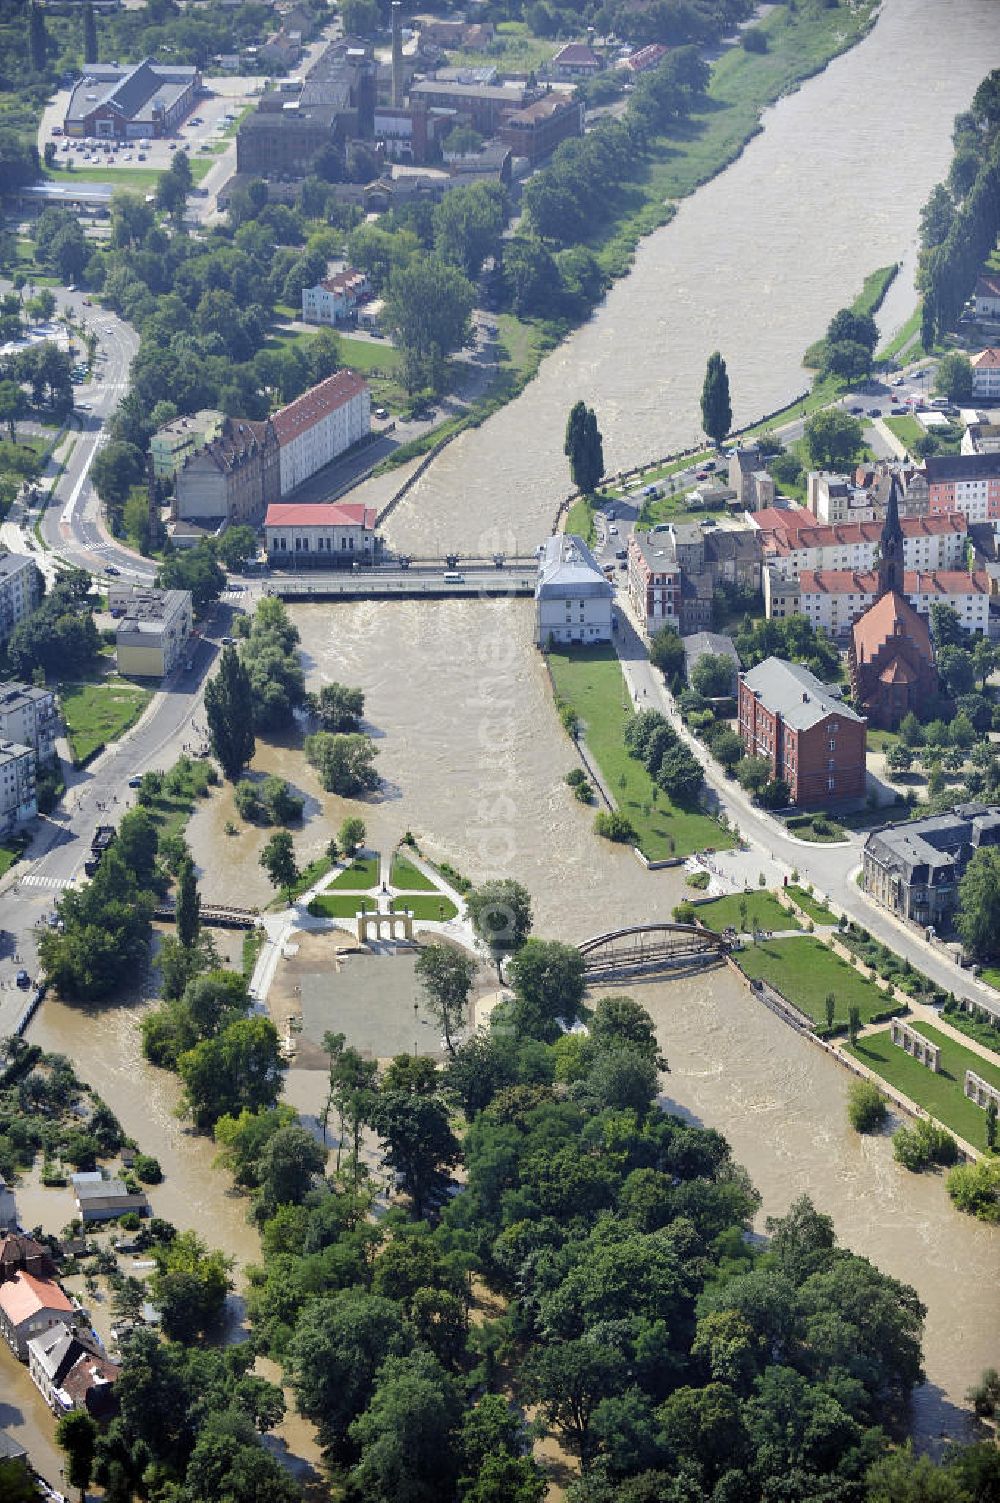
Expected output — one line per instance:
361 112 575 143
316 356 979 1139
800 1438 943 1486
262 557 538 602
579 923 731 981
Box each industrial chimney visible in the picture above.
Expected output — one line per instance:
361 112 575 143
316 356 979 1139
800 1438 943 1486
391 1 403 108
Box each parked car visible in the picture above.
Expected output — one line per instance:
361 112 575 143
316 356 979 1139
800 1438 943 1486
221 635 236 645
16 969 30 989
615 548 627 560
848 405 864 415
105 564 120 576
867 407 881 417
374 406 389 419
609 525 619 536
128 775 143 788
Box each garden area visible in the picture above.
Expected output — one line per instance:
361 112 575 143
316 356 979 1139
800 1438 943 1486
836 923 950 1005
735 935 902 1031
328 856 379 890
785 811 847 843
785 885 837 924
60 677 152 766
847 1020 1000 1152
547 646 733 862
695 890 799 935
940 998 1000 1060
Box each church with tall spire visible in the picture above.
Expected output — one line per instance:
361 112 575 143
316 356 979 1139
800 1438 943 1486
848 475 940 730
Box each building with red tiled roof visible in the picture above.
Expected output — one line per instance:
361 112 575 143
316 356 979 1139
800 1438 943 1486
272 371 371 497
755 507 967 576
971 347 1000 401
848 483 941 729
620 43 668 73
301 268 371 327
975 275 1000 318
499 92 584 164
0 1271 75 1358
264 500 379 568
551 42 604 78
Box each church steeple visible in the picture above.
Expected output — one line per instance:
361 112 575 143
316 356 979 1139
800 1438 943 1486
877 473 904 597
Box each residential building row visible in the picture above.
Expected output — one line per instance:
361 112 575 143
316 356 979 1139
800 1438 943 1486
753 505 969 577
0 554 44 646
626 524 762 638
109 586 193 679
764 563 991 638
154 371 371 530
0 681 58 838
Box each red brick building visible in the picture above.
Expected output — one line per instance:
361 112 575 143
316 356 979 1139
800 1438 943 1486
738 656 867 807
499 94 584 164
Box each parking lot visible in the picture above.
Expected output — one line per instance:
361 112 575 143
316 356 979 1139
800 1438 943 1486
39 77 262 178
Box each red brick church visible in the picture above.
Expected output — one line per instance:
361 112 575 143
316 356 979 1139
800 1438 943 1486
849 476 940 729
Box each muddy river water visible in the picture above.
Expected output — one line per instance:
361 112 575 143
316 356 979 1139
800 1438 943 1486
18 0 1000 1469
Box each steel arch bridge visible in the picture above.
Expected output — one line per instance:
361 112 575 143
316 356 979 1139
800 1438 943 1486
578 922 731 981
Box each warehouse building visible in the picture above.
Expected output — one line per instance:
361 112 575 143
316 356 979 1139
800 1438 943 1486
64 59 200 139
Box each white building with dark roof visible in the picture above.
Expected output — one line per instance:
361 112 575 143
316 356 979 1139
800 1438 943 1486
0 683 58 765
535 534 613 646
301 269 370 326
0 555 43 645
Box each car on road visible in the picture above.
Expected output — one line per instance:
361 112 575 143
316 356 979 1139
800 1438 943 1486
867 407 881 417
374 406 389 418
221 635 236 645
890 405 907 415
848 405 864 415
615 548 627 560
15 969 30 990
105 564 120 576
128 775 143 788
695 469 709 480
609 525 619 536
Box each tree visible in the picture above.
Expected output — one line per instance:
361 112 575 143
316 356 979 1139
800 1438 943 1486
91 441 144 513
205 646 255 780
824 339 872 382
564 400 604 495
178 1015 286 1131
348 1350 463 1503
415 944 477 1057
253 1124 327 1222
524 1338 626 1466
304 731 379 794
701 351 732 447
433 182 505 280
848 1004 861 1047
28 1 48 70
736 756 771 798
930 602 966 651
323 1031 378 1175
935 351 973 403
957 846 1000 962
216 524 258 571
886 742 913 775
898 711 924 748
370 1090 460 1219
824 993 835 1032
847 1079 887 1133
316 681 365 731
465 879 533 977
175 855 201 950
148 1228 233 1342
690 653 735 698
157 542 226 612
259 830 298 898
83 0 97 63
804 408 864 469
385 254 475 393
56 1410 97 1502
649 625 686 684
657 744 704 805
987 1097 997 1152
0 379 25 443
972 635 996 690
507 938 586 1040
288 1289 409 1456
826 306 878 353
339 816 366 858
713 729 744 771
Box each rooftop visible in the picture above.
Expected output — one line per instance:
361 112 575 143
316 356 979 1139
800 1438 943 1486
536 533 612 598
0 682 53 713
552 42 603 63
682 631 741 668
741 656 864 731
924 452 1000 482
977 274 1000 299
0 554 37 580
852 588 934 667
116 589 191 631
264 501 376 529
971 348 1000 370
797 567 989 596
0 1270 74 1325
272 370 369 446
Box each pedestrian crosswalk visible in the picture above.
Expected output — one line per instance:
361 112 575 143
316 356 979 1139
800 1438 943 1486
19 873 73 890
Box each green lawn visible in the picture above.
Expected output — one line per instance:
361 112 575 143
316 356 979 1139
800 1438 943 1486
866 728 900 753
784 813 847 843
391 894 459 921
547 646 733 862
60 679 152 766
566 496 596 546
308 893 376 918
330 857 379 890
0 844 23 877
736 936 898 1028
785 885 837 925
697 890 800 934
285 853 334 902
140 757 217 844
877 304 924 363
337 334 403 375
847 1020 1000 1151
43 158 212 189
882 414 926 455
450 19 555 73
390 853 437 891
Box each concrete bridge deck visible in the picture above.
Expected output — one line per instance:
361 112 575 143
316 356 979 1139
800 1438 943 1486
263 558 538 601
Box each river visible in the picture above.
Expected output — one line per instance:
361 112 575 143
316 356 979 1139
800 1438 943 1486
377 0 1000 557
21 0 1000 1472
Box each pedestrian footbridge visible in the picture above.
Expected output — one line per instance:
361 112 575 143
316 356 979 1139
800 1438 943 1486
578 923 731 981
